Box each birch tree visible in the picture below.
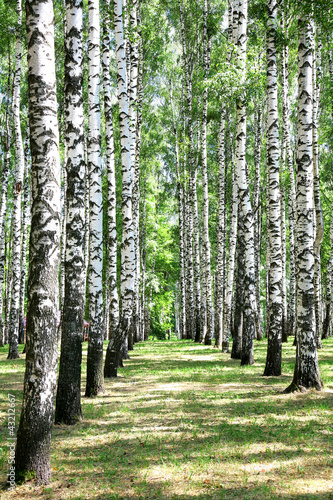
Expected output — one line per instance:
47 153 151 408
55 0 86 425
85 0 104 397
15 0 61 483
263 0 283 376
284 14 322 393
202 0 213 345
7 0 24 359
235 0 256 365
104 0 135 377
102 0 119 344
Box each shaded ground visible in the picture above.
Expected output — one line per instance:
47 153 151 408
0 338 333 499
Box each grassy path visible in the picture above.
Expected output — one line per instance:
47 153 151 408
1 338 333 499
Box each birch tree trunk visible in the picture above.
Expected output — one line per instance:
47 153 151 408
217 112 225 350
129 0 140 345
8 0 24 359
179 0 195 341
281 174 288 343
171 82 186 340
312 29 323 349
235 0 255 365
322 203 333 338
60 165 67 313
85 0 104 397
281 14 297 339
55 0 86 425
202 0 213 346
224 142 238 350
104 0 135 377
0 101 11 346
18 136 30 345
263 0 283 376
102 0 119 344
284 15 322 393
15 0 61 483
231 206 244 360
253 101 262 340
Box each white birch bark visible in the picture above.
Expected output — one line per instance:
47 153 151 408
224 142 238 352
253 101 263 340
202 0 213 345
18 136 30 345
281 14 297 339
263 0 283 376
235 0 256 365
85 0 104 397
312 28 324 349
179 0 195 340
170 82 186 340
323 203 333 338
55 0 86 425
0 104 11 346
8 0 24 359
15 0 61 483
104 0 135 377
102 0 119 344
285 15 322 392
217 112 226 350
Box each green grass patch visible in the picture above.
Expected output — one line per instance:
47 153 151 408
0 338 333 499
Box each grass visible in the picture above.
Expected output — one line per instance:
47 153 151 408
0 337 333 499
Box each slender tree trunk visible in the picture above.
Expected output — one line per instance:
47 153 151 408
202 0 213 346
224 143 238 350
8 0 24 360
4 223 13 345
281 14 297 339
235 0 255 365
0 108 11 346
179 0 195 341
59 160 67 316
55 0 86 425
15 0 61 483
322 203 333 338
170 83 186 341
85 0 104 397
312 28 323 349
253 102 263 340
281 173 288 343
284 15 322 393
18 136 30 345
231 206 244 360
263 0 283 377
102 0 119 346
217 112 226 350
104 0 135 377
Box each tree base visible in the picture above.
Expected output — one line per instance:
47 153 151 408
7 352 20 360
240 355 254 366
104 349 119 378
283 379 323 394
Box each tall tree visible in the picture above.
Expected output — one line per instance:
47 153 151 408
7 0 24 360
263 0 283 377
85 0 105 397
104 0 135 377
202 0 213 346
55 0 86 425
102 0 119 344
284 13 322 393
15 0 61 483
235 0 256 365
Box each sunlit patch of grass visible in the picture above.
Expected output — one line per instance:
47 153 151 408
0 338 333 499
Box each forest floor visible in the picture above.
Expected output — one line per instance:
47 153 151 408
0 337 333 500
